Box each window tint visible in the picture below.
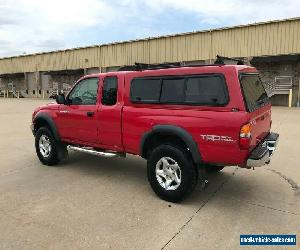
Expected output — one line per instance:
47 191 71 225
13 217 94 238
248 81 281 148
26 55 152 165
68 78 99 105
102 76 118 106
131 78 161 102
185 76 227 105
160 78 185 103
130 74 228 106
240 75 269 112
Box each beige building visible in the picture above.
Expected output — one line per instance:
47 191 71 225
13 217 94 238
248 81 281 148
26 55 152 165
0 17 300 106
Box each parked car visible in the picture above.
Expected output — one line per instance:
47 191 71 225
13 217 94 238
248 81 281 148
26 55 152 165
31 61 279 202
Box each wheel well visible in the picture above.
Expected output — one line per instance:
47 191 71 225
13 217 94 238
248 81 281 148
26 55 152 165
143 134 190 159
34 118 51 134
33 113 61 141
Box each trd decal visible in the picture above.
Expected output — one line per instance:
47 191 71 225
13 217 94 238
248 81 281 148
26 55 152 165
200 134 236 143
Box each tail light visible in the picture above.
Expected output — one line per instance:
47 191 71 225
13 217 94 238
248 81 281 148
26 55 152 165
239 123 252 149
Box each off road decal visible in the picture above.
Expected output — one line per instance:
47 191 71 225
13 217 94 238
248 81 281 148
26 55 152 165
200 134 236 143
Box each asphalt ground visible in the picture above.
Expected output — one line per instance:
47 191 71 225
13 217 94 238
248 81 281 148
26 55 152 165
0 98 299 249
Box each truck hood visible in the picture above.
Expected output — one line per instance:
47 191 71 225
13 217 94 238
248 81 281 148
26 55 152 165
38 102 59 110
32 102 59 121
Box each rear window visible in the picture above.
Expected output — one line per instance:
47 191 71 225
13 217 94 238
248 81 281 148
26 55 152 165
240 74 270 112
130 74 228 106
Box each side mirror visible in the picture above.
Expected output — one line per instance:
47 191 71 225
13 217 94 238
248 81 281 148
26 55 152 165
56 94 65 104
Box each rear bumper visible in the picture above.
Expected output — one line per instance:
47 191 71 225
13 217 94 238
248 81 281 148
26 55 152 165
246 132 279 168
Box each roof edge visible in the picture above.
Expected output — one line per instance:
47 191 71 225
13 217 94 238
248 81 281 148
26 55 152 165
1 16 300 60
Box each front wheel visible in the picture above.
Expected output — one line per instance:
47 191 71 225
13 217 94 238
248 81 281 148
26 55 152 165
147 144 198 202
35 127 65 166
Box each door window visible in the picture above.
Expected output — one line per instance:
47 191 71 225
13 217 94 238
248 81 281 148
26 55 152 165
68 78 99 105
102 76 118 106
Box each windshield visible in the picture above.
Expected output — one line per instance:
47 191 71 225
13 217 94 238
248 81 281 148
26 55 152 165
240 74 270 112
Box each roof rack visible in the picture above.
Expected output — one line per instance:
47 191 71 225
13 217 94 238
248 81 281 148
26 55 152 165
118 62 182 71
214 55 244 65
117 55 244 71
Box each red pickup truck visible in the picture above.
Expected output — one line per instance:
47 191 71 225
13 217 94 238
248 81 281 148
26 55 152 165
31 62 279 202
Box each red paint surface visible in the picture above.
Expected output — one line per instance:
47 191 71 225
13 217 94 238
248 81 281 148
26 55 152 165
33 65 271 166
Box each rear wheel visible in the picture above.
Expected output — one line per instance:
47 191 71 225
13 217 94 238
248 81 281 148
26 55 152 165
147 144 198 202
35 127 66 166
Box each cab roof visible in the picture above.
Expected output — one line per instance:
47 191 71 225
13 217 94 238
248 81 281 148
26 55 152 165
84 64 257 79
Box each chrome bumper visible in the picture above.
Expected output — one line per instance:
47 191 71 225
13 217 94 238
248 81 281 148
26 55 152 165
246 132 279 168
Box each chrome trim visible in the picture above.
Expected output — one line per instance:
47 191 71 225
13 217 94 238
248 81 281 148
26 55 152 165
266 139 278 156
39 135 52 158
246 133 279 168
67 145 118 157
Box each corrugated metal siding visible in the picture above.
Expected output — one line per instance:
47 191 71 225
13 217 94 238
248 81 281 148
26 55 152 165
1 18 300 74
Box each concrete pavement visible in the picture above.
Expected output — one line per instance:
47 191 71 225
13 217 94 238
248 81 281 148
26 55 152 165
0 99 299 249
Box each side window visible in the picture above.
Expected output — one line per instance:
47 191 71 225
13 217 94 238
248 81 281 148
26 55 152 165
160 78 185 103
130 74 228 106
185 76 227 105
102 76 118 106
130 78 161 102
68 78 99 105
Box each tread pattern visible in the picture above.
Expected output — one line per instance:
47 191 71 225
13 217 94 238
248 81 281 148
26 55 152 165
147 144 199 202
35 127 61 166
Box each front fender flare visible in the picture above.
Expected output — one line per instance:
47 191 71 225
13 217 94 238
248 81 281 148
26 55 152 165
33 112 60 141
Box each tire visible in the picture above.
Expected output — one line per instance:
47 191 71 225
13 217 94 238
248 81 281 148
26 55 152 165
206 165 224 173
147 144 198 202
35 127 65 166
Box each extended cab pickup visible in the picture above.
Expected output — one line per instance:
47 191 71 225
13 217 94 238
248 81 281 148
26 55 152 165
31 63 279 202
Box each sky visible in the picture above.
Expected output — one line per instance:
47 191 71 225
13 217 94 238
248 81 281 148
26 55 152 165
0 0 299 58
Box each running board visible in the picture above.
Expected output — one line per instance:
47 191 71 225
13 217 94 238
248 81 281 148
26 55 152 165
67 145 124 158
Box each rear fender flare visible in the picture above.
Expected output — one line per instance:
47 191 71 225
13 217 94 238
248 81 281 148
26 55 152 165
140 125 201 163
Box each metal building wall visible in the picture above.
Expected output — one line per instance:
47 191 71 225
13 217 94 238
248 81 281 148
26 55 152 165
0 18 300 75
211 20 300 57
26 72 36 90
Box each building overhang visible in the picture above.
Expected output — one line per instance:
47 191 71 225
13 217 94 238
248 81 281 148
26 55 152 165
44 69 84 76
0 73 24 78
251 54 300 64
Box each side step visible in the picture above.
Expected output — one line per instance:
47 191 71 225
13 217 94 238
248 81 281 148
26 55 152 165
67 145 125 158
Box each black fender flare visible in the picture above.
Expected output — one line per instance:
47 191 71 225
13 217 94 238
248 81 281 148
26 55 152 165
140 125 201 163
33 112 60 141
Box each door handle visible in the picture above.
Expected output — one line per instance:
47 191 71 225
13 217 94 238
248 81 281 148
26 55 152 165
87 111 94 117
